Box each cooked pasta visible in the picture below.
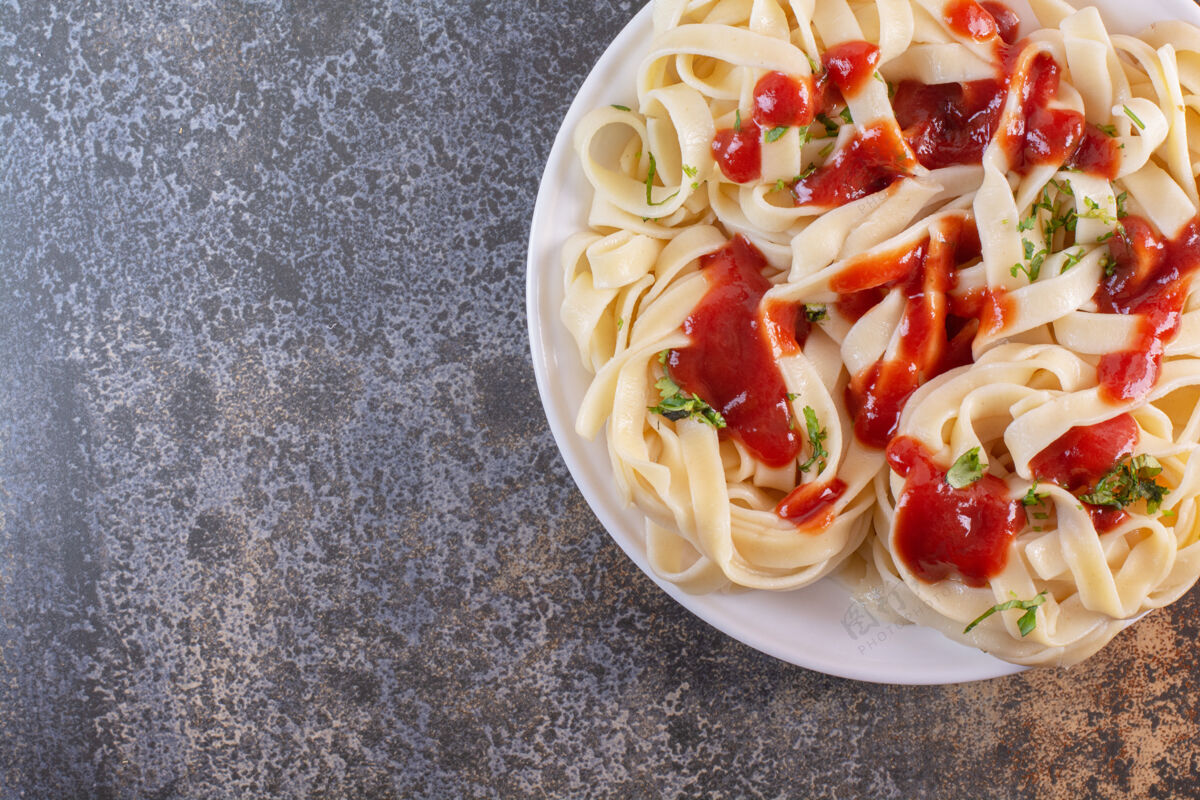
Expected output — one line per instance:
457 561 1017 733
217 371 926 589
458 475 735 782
561 0 1200 665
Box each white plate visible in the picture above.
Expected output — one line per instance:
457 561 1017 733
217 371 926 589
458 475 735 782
526 0 1200 684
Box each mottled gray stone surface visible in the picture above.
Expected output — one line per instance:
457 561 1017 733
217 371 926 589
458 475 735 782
1 1 1198 798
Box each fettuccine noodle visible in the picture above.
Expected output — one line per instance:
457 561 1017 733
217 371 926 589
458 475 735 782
561 0 1200 665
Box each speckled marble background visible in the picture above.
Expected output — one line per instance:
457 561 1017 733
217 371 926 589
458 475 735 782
1 1 1198 798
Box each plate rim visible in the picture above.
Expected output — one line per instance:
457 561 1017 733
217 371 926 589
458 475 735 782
525 0 1200 684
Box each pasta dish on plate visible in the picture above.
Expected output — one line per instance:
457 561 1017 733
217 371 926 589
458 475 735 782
560 0 1200 666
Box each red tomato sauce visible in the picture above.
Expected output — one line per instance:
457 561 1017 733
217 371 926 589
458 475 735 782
664 236 800 467
892 78 1006 170
791 122 917 207
1065 124 1121 179
886 436 1024 586
763 300 810 355
753 71 816 128
1029 414 1139 531
776 479 848 529
944 0 999 41
981 0 1021 43
836 217 981 448
711 119 762 184
1095 216 1200 402
820 41 881 98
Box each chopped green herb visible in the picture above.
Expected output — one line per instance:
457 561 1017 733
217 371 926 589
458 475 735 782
1011 244 1046 282
795 163 817 181
1050 179 1074 197
616 317 624 331
649 374 726 428
644 153 680 207
1062 248 1085 271
1017 215 1036 232
1116 191 1128 218
611 104 631 112
815 112 839 138
734 109 742 133
874 70 885 84
1033 512 1049 520
657 349 670 365
1081 454 1170 514
1022 482 1046 506
1123 105 1146 130
839 106 853 124
964 591 1048 636
765 125 789 143
1081 196 1118 226
683 164 699 178
774 178 788 193
1036 186 1056 212
799 406 829 472
946 447 986 489
819 142 835 158
1100 254 1117 277
804 303 828 322
806 53 820 73
786 392 800 402
1097 123 1118 137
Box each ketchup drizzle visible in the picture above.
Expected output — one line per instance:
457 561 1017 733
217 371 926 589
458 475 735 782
665 236 800 467
777 479 847 530
820 41 881 98
1095 216 1200 402
837 217 980 449
1029 415 1139 532
753 71 816 128
711 119 762 184
791 123 916 208
887 436 1024 586
944 0 999 41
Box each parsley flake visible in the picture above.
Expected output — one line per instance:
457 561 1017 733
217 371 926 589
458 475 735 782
964 592 1048 636
946 447 986 489
814 112 839 138
644 153 680 207
1123 105 1146 130
649 374 726 428
765 125 789 143
799 406 828 472
1081 454 1170 514
611 104 631 112
803 304 828 322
